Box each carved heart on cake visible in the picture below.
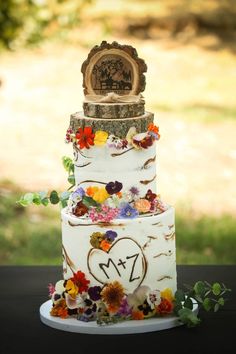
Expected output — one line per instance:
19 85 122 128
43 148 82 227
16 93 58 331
87 237 147 293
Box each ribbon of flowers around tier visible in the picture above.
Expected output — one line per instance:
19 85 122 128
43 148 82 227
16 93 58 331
65 123 160 151
67 182 167 222
48 268 174 323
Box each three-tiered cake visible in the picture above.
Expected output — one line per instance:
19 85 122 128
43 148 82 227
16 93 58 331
49 42 177 325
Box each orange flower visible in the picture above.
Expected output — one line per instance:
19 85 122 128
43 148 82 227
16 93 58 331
50 299 68 319
116 191 122 198
100 239 111 252
86 186 99 197
156 298 174 316
76 126 95 149
107 304 119 314
134 198 151 213
101 281 124 309
131 310 144 320
148 123 159 135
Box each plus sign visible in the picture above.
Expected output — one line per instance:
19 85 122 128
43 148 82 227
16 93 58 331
117 258 126 269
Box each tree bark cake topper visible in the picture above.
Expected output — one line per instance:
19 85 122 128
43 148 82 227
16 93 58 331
81 41 147 96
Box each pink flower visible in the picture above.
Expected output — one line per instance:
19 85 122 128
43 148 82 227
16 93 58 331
89 206 119 222
48 283 55 297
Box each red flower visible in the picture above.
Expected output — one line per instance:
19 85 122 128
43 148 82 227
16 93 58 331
73 201 88 217
76 126 95 149
156 298 174 315
71 270 90 294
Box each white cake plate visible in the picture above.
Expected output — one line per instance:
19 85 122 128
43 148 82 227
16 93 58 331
40 300 198 335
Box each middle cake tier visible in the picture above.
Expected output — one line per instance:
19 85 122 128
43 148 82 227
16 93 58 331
69 111 158 197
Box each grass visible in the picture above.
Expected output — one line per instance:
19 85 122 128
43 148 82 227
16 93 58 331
0 180 235 265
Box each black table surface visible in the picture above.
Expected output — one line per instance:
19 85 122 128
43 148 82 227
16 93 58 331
0 265 235 354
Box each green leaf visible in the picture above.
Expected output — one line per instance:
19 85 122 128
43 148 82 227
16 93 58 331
178 308 201 327
67 174 75 186
175 289 185 302
212 282 221 296
218 297 225 306
49 190 60 204
24 193 34 203
41 198 49 206
17 198 29 207
203 298 213 311
82 196 98 207
38 191 48 200
173 302 183 315
184 297 193 310
194 294 204 303
214 303 220 312
33 193 41 205
193 281 206 297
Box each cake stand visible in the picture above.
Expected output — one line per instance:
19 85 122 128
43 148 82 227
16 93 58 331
39 299 198 335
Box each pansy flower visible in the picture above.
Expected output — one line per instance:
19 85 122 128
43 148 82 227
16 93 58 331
119 203 139 219
105 230 117 242
65 279 79 299
72 187 85 199
100 239 111 252
65 292 86 309
105 181 123 195
132 132 154 149
88 286 102 301
50 299 68 318
145 189 157 202
76 126 95 149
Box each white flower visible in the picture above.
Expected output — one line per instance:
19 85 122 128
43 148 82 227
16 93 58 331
65 292 86 309
147 290 161 309
127 285 151 310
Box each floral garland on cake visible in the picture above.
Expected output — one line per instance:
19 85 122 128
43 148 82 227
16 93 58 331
48 269 231 327
67 182 167 222
65 123 160 150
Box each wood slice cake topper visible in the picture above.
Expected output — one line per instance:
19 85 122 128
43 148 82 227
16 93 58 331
81 41 147 96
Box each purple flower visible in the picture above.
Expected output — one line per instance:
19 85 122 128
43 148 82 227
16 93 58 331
72 187 85 199
129 186 140 197
88 286 102 301
105 181 123 195
118 298 132 317
105 230 117 241
119 203 139 219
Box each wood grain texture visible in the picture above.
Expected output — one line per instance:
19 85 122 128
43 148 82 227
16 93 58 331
83 101 145 119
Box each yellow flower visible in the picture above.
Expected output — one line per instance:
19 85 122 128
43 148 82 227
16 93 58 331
93 187 109 203
160 288 174 302
94 131 108 146
65 279 78 299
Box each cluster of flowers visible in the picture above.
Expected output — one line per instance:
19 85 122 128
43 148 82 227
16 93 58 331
65 123 160 151
67 181 167 222
49 270 174 324
90 230 118 252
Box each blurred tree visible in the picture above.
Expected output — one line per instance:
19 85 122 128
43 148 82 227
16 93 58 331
0 0 93 50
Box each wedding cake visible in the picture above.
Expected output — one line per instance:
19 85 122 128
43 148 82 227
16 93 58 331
49 41 177 324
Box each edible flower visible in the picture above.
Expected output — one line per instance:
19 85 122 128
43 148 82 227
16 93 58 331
100 239 112 252
148 123 160 140
101 281 125 313
156 298 174 315
71 270 90 294
90 232 105 248
76 126 95 149
86 186 99 197
94 130 108 146
89 205 120 223
65 279 79 299
105 181 123 195
134 198 151 213
161 288 174 302
50 299 68 318
93 187 110 203
88 286 102 301
119 203 139 219
73 201 88 217
105 230 117 242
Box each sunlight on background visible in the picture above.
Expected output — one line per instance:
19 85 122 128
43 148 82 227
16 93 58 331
0 0 236 265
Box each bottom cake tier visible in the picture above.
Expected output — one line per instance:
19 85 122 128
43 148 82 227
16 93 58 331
61 206 177 295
